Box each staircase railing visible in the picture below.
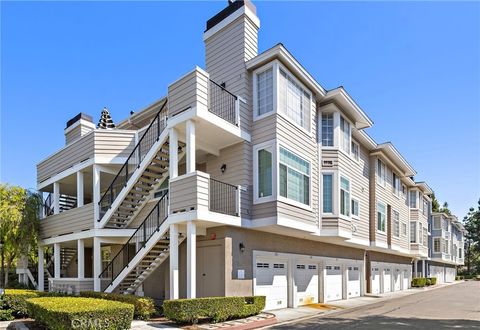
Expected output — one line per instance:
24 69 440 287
209 178 239 216
209 79 238 126
99 190 169 290
44 193 54 217
98 101 168 220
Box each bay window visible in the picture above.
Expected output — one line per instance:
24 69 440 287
393 210 400 237
433 238 441 253
410 222 416 243
377 159 386 186
322 174 333 213
279 147 310 205
340 116 351 154
257 147 272 199
377 202 386 232
279 69 311 131
340 176 350 216
351 199 359 218
321 113 334 147
256 68 273 116
409 190 418 208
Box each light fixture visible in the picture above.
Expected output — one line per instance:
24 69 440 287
239 242 245 253
221 164 227 173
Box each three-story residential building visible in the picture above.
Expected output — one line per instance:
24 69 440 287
19 0 465 311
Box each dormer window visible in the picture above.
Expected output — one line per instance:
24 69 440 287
321 113 334 146
256 68 273 116
278 69 311 131
340 116 351 154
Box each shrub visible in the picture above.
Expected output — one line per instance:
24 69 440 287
429 277 437 285
79 291 156 320
0 309 14 321
2 289 41 317
425 278 432 286
411 277 427 287
163 296 265 324
27 297 134 330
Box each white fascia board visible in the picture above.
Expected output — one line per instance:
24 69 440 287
64 119 95 134
203 5 260 42
40 228 136 246
37 158 94 191
376 142 417 177
323 87 373 129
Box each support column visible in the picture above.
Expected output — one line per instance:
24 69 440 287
186 120 196 174
186 221 196 299
53 243 61 279
169 224 179 299
53 182 60 215
343 265 349 299
169 128 178 179
422 259 426 277
413 260 417 277
93 165 100 223
77 171 84 207
77 239 85 279
93 237 102 291
38 247 44 292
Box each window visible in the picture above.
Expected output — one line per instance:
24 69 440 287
410 222 416 243
402 222 407 236
423 198 429 216
257 148 272 199
419 223 423 245
257 263 269 268
423 228 428 247
377 202 386 232
340 176 350 216
444 239 449 254
296 264 305 269
393 210 400 237
409 191 417 208
402 184 407 197
393 173 400 196
459 248 463 259
433 216 441 229
433 238 441 252
322 174 333 213
340 116 351 154
279 147 310 205
351 141 360 161
256 68 273 116
274 263 285 269
351 199 359 218
321 113 334 147
377 159 386 186
279 69 311 130
308 265 317 270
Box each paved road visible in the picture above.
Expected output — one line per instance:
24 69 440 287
272 281 480 329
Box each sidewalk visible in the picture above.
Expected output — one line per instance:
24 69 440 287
266 281 462 327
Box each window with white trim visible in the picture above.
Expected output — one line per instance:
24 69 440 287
444 239 449 254
433 216 441 230
423 228 428 247
459 248 463 259
433 238 441 253
322 174 333 213
278 69 311 131
409 190 417 208
256 68 273 116
351 199 359 218
422 198 429 216
377 159 386 186
377 202 386 232
401 222 407 236
418 223 423 245
351 140 360 161
279 147 310 205
257 147 272 199
321 113 334 147
340 176 350 216
393 210 400 237
393 173 400 196
410 222 416 243
340 116 351 154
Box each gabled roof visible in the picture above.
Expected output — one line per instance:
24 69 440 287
415 181 433 195
375 142 417 177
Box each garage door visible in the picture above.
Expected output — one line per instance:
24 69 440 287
294 263 319 306
255 259 288 310
393 268 401 291
325 265 343 302
430 265 445 283
383 267 392 293
371 267 381 294
445 267 456 283
347 266 361 298
402 268 410 290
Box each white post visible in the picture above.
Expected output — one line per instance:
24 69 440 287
235 97 240 126
93 165 101 223
38 247 44 292
422 259 426 277
236 185 241 216
93 237 102 291
77 239 85 279
53 182 60 215
77 171 84 207
186 120 196 174
343 265 349 299
169 224 179 299
169 128 178 179
413 260 417 277
53 243 61 279
186 221 196 299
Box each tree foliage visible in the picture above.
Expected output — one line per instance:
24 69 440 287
463 198 480 274
431 193 451 215
0 184 41 286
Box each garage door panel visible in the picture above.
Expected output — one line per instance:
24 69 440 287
347 266 360 298
383 267 392 293
371 267 381 294
255 260 287 310
295 264 319 306
325 265 343 302
393 268 401 291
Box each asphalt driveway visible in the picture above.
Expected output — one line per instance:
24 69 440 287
271 281 480 329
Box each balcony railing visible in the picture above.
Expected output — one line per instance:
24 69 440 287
209 178 239 216
208 79 238 126
43 193 78 217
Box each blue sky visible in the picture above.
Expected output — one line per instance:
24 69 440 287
1 1 479 219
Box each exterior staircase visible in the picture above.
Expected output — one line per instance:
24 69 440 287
100 191 180 294
98 100 185 229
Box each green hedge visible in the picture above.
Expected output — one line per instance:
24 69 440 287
27 297 134 330
0 309 14 321
411 277 427 287
428 277 437 285
2 289 42 317
79 291 156 320
163 296 265 324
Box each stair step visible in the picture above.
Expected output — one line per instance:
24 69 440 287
138 176 157 184
151 159 168 166
148 165 168 173
128 190 150 196
142 171 164 179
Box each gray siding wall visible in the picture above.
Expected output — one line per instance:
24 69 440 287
170 173 209 214
40 203 94 239
168 68 209 118
94 131 135 160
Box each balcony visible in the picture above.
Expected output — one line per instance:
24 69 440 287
410 243 428 257
39 203 94 239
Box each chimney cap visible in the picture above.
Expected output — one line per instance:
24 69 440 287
66 113 94 129
206 0 256 32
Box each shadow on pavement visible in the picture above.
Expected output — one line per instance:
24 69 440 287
271 315 480 329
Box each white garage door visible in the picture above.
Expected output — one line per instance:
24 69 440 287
255 259 288 310
371 267 381 294
294 263 319 306
393 268 401 291
383 267 392 293
402 268 410 290
347 266 361 298
445 267 456 283
325 265 343 302
430 265 445 283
